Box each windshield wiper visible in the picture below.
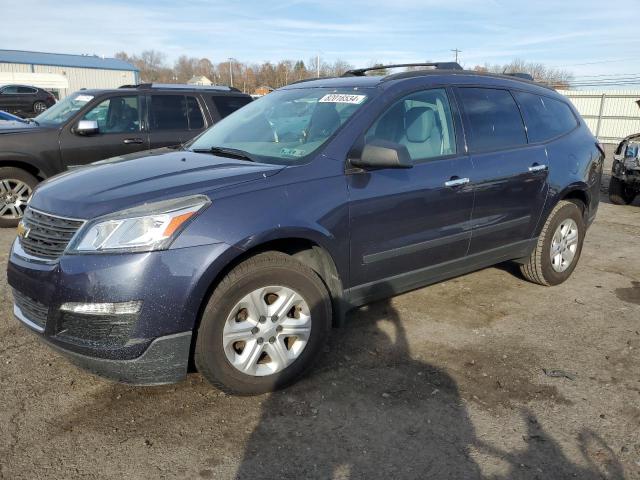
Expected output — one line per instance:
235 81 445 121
191 146 256 162
26 118 39 126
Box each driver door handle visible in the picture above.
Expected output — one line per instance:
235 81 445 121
123 138 144 144
528 164 548 172
444 177 470 187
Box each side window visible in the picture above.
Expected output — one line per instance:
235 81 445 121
513 91 578 142
150 95 188 130
17 86 36 94
458 88 527 152
1 86 18 94
186 96 205 130
82 96 140 133
365 88 456 161
212 96 252 118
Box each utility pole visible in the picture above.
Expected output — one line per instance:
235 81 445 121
228 58 234 87
451 48 461 63
317 54 320 78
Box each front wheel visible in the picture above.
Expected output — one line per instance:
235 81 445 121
195 251 332 394
0 167 38 228
520 200 585 286
33 101 48 114
608 176 636 205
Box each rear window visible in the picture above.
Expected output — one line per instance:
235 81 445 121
212 95 252 118
513 91 578 142
149 95 205 131
458 87 527 152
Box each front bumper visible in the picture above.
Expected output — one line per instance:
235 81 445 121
8 239 234 384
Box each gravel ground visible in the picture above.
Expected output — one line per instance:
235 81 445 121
1 148 639 479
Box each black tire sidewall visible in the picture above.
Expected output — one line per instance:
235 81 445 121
0 167 38 228
609 177 636 205
540 202 585 286
195 259 331 394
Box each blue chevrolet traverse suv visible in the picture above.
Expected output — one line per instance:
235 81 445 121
8 63 603 394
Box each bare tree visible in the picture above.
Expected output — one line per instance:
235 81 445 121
473 59 573 88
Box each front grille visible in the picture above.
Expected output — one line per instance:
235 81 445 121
19 207 84 260
13 289 49 329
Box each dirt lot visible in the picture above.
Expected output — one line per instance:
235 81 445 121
1 156 639 479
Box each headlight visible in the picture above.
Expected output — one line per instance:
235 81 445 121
68 195 210 253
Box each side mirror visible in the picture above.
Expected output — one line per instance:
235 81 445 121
75 120 99 136
350 140 413 170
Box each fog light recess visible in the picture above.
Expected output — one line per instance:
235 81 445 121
59 301 142 315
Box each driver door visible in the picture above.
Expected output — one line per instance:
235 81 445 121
347 88 474 293
59 94 149 168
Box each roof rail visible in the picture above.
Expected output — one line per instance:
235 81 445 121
119 83 242 92
504 72 534 81
343 62 463 77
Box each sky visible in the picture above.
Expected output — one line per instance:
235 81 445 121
2 0 640 81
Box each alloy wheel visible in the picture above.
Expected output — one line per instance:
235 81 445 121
550 219 579 272
222 286 312 376
0 179 32 219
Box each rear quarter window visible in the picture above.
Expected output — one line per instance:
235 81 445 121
212 95 252 118
458 87 527 152
513 91 578 142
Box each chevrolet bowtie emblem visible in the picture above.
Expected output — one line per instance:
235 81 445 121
16 221 30 239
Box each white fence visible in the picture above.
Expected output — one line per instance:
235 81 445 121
558 90 640 144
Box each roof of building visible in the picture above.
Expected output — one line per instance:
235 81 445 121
0 49 138 72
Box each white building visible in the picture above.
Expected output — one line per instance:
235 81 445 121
0 49 139 99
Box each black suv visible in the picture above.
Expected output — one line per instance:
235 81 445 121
0 84 252 226
0 84 56 116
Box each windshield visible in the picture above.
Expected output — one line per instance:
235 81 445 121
189 88 371 164
35 92 95 126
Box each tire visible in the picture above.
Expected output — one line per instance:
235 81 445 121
195 251 332 395
519 200 585 286
33 101 48 114
608 176 636 205
0 167 38 228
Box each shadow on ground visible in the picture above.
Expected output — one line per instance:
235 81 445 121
233 297 624 479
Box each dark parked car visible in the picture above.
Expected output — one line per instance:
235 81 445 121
0 84 56 115
609 132 639 205
8 63 603 394
0 83 252 226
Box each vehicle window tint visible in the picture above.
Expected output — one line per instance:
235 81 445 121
17 86 36 94
366 88 456 161
186 96 205 130
1 86 18 94
212 96 252 118
458 88 527 152
513 91 578 142
150 95 188 130
82 96 140 133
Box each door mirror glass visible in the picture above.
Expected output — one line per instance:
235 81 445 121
350 140 413 169
75 119 99 136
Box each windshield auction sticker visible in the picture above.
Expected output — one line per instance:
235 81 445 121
319 94 367 104
75 95 94 103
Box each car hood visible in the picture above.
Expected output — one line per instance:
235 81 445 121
30 149 285 219
0 122 42 133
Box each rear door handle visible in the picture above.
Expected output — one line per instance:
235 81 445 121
528 164 548 172
444 177 470 187
123 138 144 144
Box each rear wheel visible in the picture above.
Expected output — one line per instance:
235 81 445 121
195 251 332 394
33 101 48 114
608 176 636 205
520 200 585 286
0 167 37 228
